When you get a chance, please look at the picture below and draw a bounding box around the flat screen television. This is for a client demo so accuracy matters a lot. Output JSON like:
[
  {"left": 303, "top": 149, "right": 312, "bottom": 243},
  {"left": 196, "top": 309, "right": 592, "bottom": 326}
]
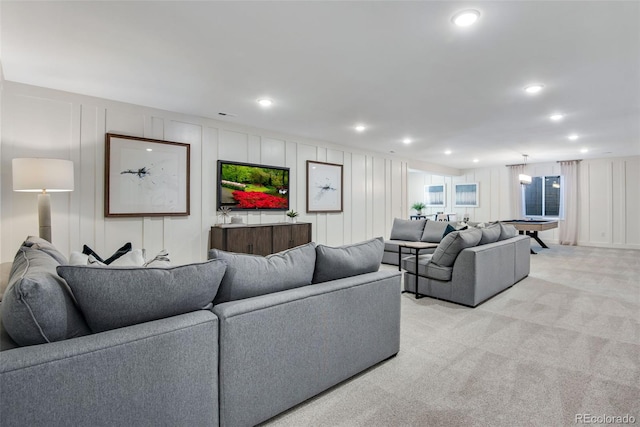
[{"left": 217, "top": 160, "right": 290, "bottom": 211}]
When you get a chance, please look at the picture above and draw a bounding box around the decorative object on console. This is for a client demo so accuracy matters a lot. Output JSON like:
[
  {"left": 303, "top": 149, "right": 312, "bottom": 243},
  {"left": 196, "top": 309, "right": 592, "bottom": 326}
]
[
  {"left": 230, "top": 215, "right": 243, "bottom": 224},
  {"left": 306, "top": 160, "right": 343, "bottom": 213},
  {"left": 286, "top": 210, "right": 299, "bottom": 223},
  {"left": 12, "top": 158, "right": 74, "bottom": 243},
  {"left": 105, "top": 133, "right": 190, "bottom": 217},
  {"left": 217, "top": 206, "right": 232, "bottom": 224}
]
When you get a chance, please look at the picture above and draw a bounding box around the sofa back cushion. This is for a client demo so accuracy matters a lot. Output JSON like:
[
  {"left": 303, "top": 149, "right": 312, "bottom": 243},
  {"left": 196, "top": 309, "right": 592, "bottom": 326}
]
[
  {"left": 312, "top": 237, "right": 384, "bottom": 284},
  {"left": 421, "top": 220, "right": 451, "bottom": 243},
  {"left": 57, "top": 260, "right": 226, "bottom": 333},
  {"left": 23, "top": 235, "right": 68, "bottom": 265},
  {"left": 2, "top": 245, "right": 90, "bottom": 346},
  {"left": 389, "top": 218, "right": 426, "bottom": 241},
  {"left": 479, "top": 222, "right": 502, "bottom": 245},
  {"left": 209, "top": 242, "right": 316, "bottom": 304},
  {"left": 499, "top": 223, "right": 519, "bottom": 240},
  {"left": 431, "top": 228, "right": 482, "bottom": 267}
]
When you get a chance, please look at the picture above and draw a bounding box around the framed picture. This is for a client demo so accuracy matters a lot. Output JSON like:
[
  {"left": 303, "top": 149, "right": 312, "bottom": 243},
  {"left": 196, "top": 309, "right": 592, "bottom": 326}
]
[
  {"left": 105, "top": 133, "right": 190, "bottom": 217},
  {"left": 454, "top": 183, "right": 479, "bottom": 207},
  {"left": 424, "top": 184, "right": 446, "bottom": 207},
  {"left": 306, "top": 160, "right": 343, "bottom": 213}
]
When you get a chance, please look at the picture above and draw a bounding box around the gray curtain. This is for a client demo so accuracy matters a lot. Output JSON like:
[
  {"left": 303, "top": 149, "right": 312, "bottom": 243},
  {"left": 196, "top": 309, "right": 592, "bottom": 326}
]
[
  {"left": 559, "top": 160, "right": 580, "bottom": 245},
  {"left": 508, "top": 165, "right": 525, "bottom": 219}
]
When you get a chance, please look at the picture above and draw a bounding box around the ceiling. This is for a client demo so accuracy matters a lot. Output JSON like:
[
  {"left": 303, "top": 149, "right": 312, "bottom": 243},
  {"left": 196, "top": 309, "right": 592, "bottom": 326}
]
[{"left": 2, "top": 1, "right": 639, "bottom": 170}]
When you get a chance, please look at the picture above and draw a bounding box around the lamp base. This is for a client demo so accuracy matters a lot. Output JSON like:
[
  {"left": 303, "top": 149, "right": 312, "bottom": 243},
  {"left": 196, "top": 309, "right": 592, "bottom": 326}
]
[{"left": 38, "top": 193, "right": 52, "bottom": 242}]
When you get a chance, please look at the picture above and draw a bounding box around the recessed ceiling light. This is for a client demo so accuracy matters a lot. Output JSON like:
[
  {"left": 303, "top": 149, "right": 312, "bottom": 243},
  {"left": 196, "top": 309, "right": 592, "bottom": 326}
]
[
  {"left": 445, "top": 150, "right": 452, "bottom": 155},
  {"left": 146, "top": 148, "right": 153, "bottom": 152},
  {"left": 580, "top": 148, "right": 588, "bottom": 153},
  {"left": 402, "top": 138, "right": 412, "bottom": 144},
  {"left": 257, "top": 98, "right": 273, "bottom": 107},
  {"left": 452, "top": 9, "right": 480, "bottom": 27},
  {"left": 473, "top": 158, "right": 479, "bottom": 163},
  {"left": 550, "top": 114, "right": 564, "bottom": 121},
  {"left": 568, "top": 134, "right": 579, "bottom": 141},
  {"left": 355, "top": 124, "right": 366, "bottom": 132},
  {"left": 524, "top": 84, "right": 544, "bottom": 94}
]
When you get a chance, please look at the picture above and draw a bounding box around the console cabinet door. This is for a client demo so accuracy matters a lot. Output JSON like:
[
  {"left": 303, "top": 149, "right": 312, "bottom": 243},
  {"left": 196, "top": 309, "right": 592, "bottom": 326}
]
[
  {"left": 272, "top": 225, "right": 291, "bottom": 253},
  {"left": 290, "top": 224, "right": 311, "bottom": 247},
  {"left": 223, "top": 227, "right": 272, "bottom": 255},
  {"left": 272, "top": 224, "right": 312, "bottom": 252}
]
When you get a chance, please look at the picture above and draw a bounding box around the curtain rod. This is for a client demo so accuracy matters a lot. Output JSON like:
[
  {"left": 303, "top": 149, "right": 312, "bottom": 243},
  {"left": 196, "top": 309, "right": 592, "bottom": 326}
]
[{"left": 506, "top": 159, "right": 583, "bottom": 167}]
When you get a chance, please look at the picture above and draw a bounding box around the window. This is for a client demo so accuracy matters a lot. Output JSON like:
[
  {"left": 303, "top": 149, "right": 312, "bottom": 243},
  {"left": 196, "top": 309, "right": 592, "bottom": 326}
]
[{"left": 523, "top": 175, "right": 563, "bottom": 218}]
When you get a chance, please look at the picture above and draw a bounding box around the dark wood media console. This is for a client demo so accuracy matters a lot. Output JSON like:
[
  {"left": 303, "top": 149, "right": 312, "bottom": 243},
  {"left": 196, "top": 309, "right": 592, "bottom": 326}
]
[{"left": 210, "top": 222, "right": 312, "bottom": 256}]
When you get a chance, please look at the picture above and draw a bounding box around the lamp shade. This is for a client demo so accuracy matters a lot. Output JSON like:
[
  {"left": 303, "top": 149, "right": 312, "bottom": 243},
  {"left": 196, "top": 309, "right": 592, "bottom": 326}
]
[{"left": 12, "top": 158, "right": 74, "bottom": 192}]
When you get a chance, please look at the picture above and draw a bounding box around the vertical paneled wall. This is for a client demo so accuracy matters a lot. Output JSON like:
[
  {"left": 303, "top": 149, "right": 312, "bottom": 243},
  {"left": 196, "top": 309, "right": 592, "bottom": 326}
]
[
  {"left": 409, "top": 157, "right": 640, "bottom": 249},
  {"left": 0, "top": 82, "right": 408, "bottom": 265}
]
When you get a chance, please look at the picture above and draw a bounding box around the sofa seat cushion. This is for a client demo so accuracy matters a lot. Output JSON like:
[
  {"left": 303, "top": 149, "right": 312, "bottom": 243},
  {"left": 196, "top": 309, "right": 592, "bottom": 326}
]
[
  {"left": 420, "top": 220, "right": 451, "bottom": 243},
  {"left": 2, "top": 245, "right": 90, "bottom": 346},
  {"left": 313, "top": 237, "right": 384, "bottom": 283},
  {"left": 389, "top": 218, "right": 426, "bottom": 241},
  {"left": 431, "top": 228, "right": 482, "bottom": 267},
  {"left": 57, "top": 260, "right": 226, "bottom": 333},
  {"left": 209, "top": 242, "right": 316, "bottom": 304},
  {"left": 401, "top": 254, "right": 453, "bottom": 281}
]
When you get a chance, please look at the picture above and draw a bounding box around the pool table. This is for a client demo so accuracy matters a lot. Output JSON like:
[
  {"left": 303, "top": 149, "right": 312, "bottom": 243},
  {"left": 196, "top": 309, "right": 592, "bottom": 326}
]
[{"left": 501, "top": 219, "right": 558, "bottom": 254}]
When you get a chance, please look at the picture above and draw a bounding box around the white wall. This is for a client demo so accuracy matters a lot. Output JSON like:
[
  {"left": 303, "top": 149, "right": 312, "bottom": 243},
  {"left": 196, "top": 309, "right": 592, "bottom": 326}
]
[
  {"left": 0, "top": 82, "right": 409, "bottom": 266},
  {"left": 409, "top": 157, "right": 640, "bottom": 250}
]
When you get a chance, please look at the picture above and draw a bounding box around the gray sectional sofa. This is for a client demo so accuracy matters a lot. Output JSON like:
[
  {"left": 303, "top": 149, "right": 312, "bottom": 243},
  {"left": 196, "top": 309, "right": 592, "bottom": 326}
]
[
  {"left": 0, "top": 236, "right": 401, "bottom": 427},
  {"left": 385, "top": 218, "right": 530, "bottom": 307}
]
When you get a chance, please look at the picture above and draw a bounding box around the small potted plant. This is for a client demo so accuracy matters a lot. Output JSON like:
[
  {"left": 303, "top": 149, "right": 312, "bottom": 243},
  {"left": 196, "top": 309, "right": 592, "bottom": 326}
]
[
  {"left": 411, "top": 202, "right": 426, "bottom": 215},
  {"left": 286, "top": 210, "right": 299, "bottom": 223}
]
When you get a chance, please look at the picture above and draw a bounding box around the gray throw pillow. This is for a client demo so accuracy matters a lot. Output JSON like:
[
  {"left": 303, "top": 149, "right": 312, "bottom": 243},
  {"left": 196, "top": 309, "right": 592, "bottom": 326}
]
[
  {"left": 389, "top": 218, "right": 426, "bottom": 241},
  {"left": 421, "top": 220, "right": 451, "bottom": 243},
  {"left": 2, "top": 246, "right": 90, "bottom": 346},
  {"left": 57, "top": 260, "right": 226, "bottom": 333},
  {"left": 312, "top": 237, "right": 384, "bottom": 284},
  {"left": 499, "top": 223, "right": 519, "bottom": 240},
  {"left": 479, "top": 222, "right": 502, "bottom": 245},
  {"left": 431, "top": 228, "right": 482, "bottom": 267},
  {"left": 23, "top": 235, "right": 68, "bottom": 265},
  {"left": 209, "top": 242, "right": 316, "bottom": 304}
]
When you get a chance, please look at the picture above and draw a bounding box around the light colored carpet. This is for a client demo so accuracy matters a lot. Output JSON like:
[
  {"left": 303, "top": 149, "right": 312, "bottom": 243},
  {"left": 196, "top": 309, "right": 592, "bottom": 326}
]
[{"left": 263, "top": 245, "right": 640, "bottom": 426}]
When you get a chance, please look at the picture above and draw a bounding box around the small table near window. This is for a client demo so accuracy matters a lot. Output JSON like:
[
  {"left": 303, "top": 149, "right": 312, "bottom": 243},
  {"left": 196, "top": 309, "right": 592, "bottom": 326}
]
[
  {"left": 396, "top": 241, "right": 439, "bottom": 299},
  {"left": 501, "top": 219, "right": 558, "bottom": 254},
  {"left": 409, "top": 215, "right": 426, "bottom": 220}
]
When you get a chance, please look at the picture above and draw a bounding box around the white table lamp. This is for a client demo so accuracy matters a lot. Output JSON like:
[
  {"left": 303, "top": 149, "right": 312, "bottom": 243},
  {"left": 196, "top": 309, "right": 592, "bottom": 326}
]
[{"left": 12, "top": 158, "right": 74, "bottom": 242}]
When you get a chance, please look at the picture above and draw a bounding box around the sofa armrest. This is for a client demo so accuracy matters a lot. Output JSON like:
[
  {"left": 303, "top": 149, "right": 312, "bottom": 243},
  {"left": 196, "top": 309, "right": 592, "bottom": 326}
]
[
  {"left": 0, "top": 310, "right": 219, "bottom": 427},
  {"left": 213, "top": 270, "right": 401, "bottom": 427},
  {"left": 451, "top": 236, "right": 529, "bottom": 306}
]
